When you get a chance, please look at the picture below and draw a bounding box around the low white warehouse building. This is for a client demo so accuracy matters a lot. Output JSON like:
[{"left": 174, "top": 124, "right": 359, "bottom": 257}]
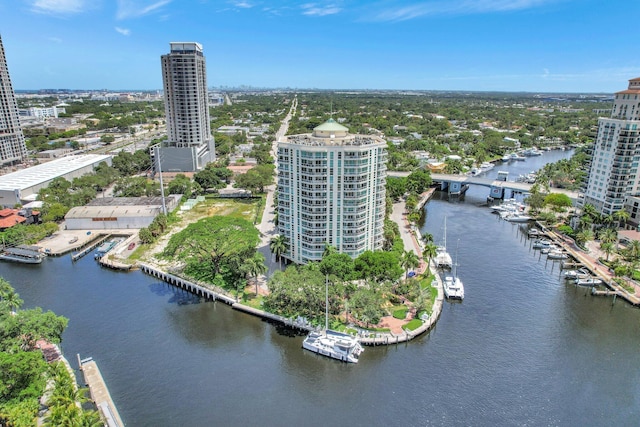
[
  {"left": 64, "top": 195, "right": 181, "bottom": 230},
  {"left": 0, "top": 154, "right": 112, "bottom": 207}
]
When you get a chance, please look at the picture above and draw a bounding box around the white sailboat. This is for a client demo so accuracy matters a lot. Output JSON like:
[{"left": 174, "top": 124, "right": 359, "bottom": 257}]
[
  {"left": 302, "top": 276, "right": 364, "bottom": 363},
  {"left": 443, "top": 240, "right": 464, "bottom": 300},
  {"left": 435, "top": 217, "right": 453, "bottom": 269}
]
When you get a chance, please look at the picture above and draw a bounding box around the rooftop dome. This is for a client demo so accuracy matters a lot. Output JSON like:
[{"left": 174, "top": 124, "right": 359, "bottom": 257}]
[{"left": 313, "top": 118, "right": 349, "bottom": 137}]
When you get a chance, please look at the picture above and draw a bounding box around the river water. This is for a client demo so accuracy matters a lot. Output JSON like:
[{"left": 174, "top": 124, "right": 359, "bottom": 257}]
[{"left": 2, "top": 150, "right": 640, "bottom": 426}]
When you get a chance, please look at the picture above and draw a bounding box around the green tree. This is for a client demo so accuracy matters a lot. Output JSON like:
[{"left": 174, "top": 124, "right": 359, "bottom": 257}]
[
  {"left": 162, "top": 216, "right": 260, "bottom": 286},
  {"left": 386, "top": 177, "right": 407, "bottom": 200},
  {"left": 319, "top": 253, "right": 355, "bottom": 280},
  {"left": 240, "top": 252, "right": 268, "bottom": 296},
  {"left": 401, "top": 250, "right": 420, "bottom": 279},
  {"left": 422, "top": 243, "right": 438, "bottom": 268},
  {"left": 600, "top": 241, "right": 615, "bottom": 262},
  {"left": 354, "top": 251, "right": 403, "bottom": 283},
  {"left": 614, "top": 209, "right": 630, "bottom": 229},
  {"left": 544, "top": 193, "right": 572, "bottom": 210},
  {"left": 406, "top": 169, "right": 432, "bottom": 195},
  {"left": 269, "top": 235, "right": 289, "bottom": 268}
]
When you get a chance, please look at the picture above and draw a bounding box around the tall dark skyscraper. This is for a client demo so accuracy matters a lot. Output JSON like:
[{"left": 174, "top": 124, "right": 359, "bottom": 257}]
[
  {"left": 154, "top": 42, "right": 215, "bottom": 172},
  {"left": 0, "top": 35, "right": 27, "bottom": 167}
]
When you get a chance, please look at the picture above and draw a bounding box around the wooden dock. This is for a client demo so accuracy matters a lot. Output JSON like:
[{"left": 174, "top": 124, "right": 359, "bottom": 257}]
[
  {"left": 71, "top": 235, "right": 109, "bottom": 261},
  {"left": 78, "top": 355, "right": 124, "bottom": 427}
]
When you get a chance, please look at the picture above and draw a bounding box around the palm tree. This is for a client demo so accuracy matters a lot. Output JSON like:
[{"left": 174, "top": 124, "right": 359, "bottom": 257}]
[
  {"left": 581, "top": 203, "right": 598, "bottom": 221},
  {"left": 624, "top": 239, "right": 640, "bottom": 262},
  {"left": 2, "top": 290, "right": 23, "bottom": 314},
  {"left": 422, "top": 243, "right": 438, "bottom": 270},
  {"left": 241, "top": 252, "right": 268, "bottom": 296},
  {"left": 614, "top": 208, "right": 630, "bottom": 229},
  {"left": 269, "top": 235, "right": 288, "bottom": 268},
  {"left": 421, "top": 232, "right": 434, "bottom": 245},
  {"left": 598, "top": 227, "right": 618, "bottom": 245},
  {"left": 600, "top": 241, "right": 615, "bottom": 262},
  {"left": 575, "top": 229, "right": 594, "bottom": 247},
  {"left": 401, "top": 250, "right": 420, "bottom": 279}
]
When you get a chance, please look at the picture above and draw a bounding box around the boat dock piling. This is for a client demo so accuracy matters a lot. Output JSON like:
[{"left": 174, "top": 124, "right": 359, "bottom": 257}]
[
  {"left": 528, "top": 222, "right": 640, "bottom": 307},
  {"left": 78, "top": 354, "right": 124, "bottom": 427},
  {"left": 71, "top": 235, "right": 108, "bottom": 261}
]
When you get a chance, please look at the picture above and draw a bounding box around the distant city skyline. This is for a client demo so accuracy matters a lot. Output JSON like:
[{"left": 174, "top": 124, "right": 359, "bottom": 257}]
[{"left": 1, "top": 0, "right": 640, "bottom": 93}]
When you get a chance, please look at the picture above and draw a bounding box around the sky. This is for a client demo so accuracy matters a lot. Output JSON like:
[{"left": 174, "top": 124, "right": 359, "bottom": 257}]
[{"left": 1, "top": 0, "right": 640, "bottom": 93}]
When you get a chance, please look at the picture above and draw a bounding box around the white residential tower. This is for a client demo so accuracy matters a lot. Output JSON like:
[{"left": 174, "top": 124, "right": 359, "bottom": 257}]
[{"left": 277, "top": 119, "right": 387, "bottom": 264}]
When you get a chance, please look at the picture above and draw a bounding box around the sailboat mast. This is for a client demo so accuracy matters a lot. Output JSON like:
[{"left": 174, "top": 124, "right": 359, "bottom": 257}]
[{"left": 325, "top": 275, "right": 329, "bottom": 331}]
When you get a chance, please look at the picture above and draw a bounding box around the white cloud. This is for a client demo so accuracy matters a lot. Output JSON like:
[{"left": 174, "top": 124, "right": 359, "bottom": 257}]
[
  {"left": 301, "top": 3, "right": 342, "bottom": 16},
  {"left": 230, "top": 0, "right": 254, "bottom": 8},
  {"left": 30, "top": 0, "right": 88, "bottom": 15},
  {"left": 116, "top": 0, "right": 172, "bottom": 20},
  {"left": 48, "top": 37, "right": 63, "bottom": 43},
  {"left": 115, "top": 27, "right": 131, "bottom": 36},
  {"left": 369, "top": 0, "right": 558, "bottom": 22}
]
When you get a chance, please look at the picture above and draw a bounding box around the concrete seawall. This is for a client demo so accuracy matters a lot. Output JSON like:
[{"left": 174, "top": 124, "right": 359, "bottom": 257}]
[{"left": 139, "top": 262, "right": 444, "bottom": 346}]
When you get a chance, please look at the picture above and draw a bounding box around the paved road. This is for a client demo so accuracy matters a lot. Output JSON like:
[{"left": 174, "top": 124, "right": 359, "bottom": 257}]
[{"left": 255, "top": 97, "right": 297, "bottom": 287}]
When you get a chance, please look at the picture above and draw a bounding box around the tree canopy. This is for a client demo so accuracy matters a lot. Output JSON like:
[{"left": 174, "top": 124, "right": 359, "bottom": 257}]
[{"left": 162, "top": 216, "right": 260, "bottom": 287}]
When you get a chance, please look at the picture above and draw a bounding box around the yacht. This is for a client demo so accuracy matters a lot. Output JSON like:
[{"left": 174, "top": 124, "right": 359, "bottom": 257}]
[
  {"left": 443, "top": 241, "right": 464, "bottom": 300},
  {"left": 302, "top": 329, "right": 364, "bottom": 363},
  {"left": 502, "top": 154, "right": 510, "bottom": 162},
  {"left": 509, "top": 153, "right": 526, "bottom": 161},
  {"left": 435, "top": 217, "right": 453, "bottom": 269},
  {"left": 442, "top": 274, "right": 464, "bottom": 300},
  {"left": 302, "top": 276, "right": 364, "bottom": 363}
]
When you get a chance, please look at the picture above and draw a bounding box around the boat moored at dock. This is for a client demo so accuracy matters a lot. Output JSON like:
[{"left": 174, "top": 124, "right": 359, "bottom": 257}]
[
  {"left": 302, "top": 329, "right": 364, "bottom": 363},
  {"left": 0, "top": 245, "right": 46, "bottom": 264},
  {"left": 302, "top": 275, "right": 363, "bottom": 363}
]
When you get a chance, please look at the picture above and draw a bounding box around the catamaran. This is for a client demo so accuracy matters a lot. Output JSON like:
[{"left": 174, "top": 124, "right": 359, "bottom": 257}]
[
  {"left": 302, "top": 277, "right": 364, "bottom": 363},
  {"left": 435, "top": 217, "right": 453, "bottom": 269},
  {"left": 443, "top": 240, "right": 464, "bottom": 300}
]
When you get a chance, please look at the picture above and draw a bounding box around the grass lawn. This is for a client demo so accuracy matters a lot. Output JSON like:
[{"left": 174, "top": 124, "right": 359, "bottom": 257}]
[
  {"left": 403, "top": 319, "right": 423, "bottom": 331},
  {"left": 183, "top": 197, "right": 262, "bottom": 223}
]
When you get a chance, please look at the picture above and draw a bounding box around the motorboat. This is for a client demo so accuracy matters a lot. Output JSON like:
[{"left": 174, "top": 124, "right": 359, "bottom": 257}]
[
  {"left": 503, "top": 213, "right": 532, "bottom": 223},
  {"left": 575, "top": 277, "right": 603, "bottom": 287},
  {"left": 547, "top": 249, "right": 568, "bottom": 260},
  {"left": 480, "top": 162, "right": 494, "bottom": 171},
  {"left": 303, "top": 276, "right": 364, "bottom": 363},
  {"left": 541, "top": 244, "right": 559, "bottom": 254},
  {"left": 563, "top": 268, "right": 590, "bottom": 281},
  {"left": 509, "top": 153, "right": 526, "bottom": 161},
  {"left": 527, "top": 228, "right": 542, "bottom": 237},
  {"left": 502, "top": 154, "right": 510, "bottom": 162},
  {"left": 532, "top": 239, "right": 552, "bottom": 249}
]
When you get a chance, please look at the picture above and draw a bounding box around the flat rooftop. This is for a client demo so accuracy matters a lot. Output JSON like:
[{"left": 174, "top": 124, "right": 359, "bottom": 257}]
[{"left": 0, "top": 154, "right": 112, "bottom": 191}]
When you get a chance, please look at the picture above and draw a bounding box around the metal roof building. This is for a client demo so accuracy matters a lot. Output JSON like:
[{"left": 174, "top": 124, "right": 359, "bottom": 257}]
[
  {"left": 0, "top": 154, "right": 112, "bottom": 207},
  {"left": 64, "top": 195, "right": 181, "bottom": 230}
]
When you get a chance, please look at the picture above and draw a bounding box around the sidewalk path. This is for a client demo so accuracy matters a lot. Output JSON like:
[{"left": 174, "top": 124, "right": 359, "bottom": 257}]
[{"left": 255, "top": 97, "right": 297, "bottom": 289}]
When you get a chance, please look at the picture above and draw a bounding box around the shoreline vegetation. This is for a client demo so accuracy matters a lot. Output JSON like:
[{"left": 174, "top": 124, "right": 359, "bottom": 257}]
[{"left": 5, "top": 91, "right": 640, "bottom": 424}]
